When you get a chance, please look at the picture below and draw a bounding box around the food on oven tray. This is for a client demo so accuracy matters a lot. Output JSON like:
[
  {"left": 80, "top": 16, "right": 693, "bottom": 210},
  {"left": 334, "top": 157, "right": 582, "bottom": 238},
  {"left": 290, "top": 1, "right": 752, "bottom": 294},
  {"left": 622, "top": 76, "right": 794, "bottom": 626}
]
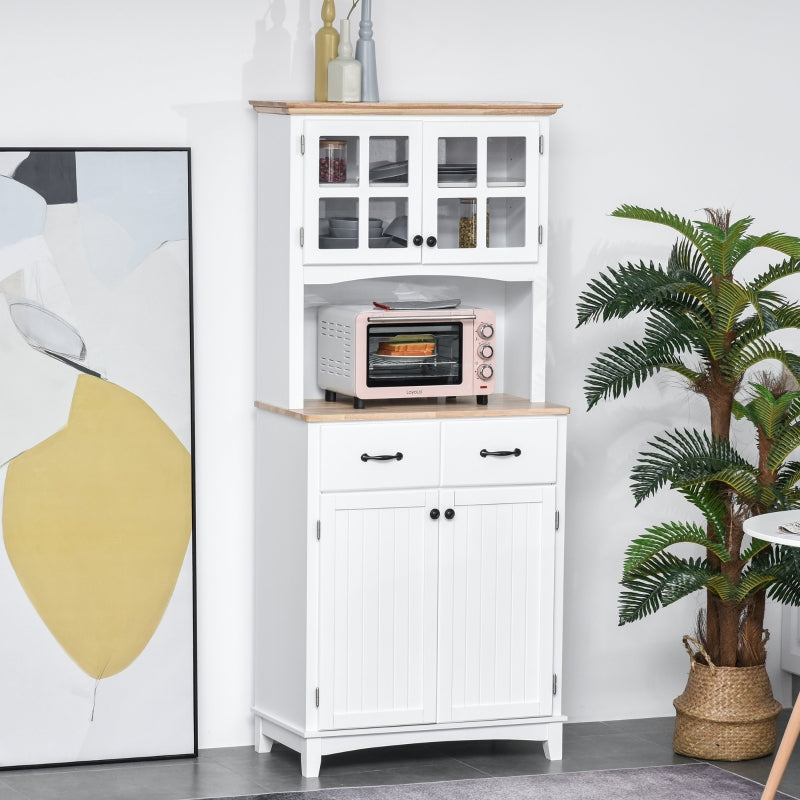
[{"left": 376, "top": 334, "right": 436, "bottom": 356}]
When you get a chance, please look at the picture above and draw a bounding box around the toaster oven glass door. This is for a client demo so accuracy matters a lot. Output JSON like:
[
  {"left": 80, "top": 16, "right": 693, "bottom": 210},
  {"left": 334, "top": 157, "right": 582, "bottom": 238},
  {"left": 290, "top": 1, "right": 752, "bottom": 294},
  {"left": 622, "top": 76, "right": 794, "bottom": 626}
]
[{"left": 366, "top": 321, "right": 463, "bottom": 387}]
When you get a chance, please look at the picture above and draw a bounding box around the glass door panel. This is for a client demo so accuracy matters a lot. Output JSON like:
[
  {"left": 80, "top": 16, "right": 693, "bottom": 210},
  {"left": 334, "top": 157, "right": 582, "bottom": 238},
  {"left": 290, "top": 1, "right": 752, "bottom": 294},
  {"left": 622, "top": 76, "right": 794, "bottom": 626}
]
[
  {"left": 319, "top": 198, "right": 359, "bottom": 250},
  {"left": 487, "top": 137, "right": 526, "bottom": 186},
  {"left": 318, "top": 136, "right": 360, "bottom": 186},
  {"left": 487, "top": 197, "right": 526, "bottom": 249},
  {"left": 369, "top": 197, "right": 408, "bottom": 250},
  {"left": 369, "top": 136, "right": 409, "bottom": 187},
  {"left": 437, "top": 137, "right": 477, "bottom": 189}
]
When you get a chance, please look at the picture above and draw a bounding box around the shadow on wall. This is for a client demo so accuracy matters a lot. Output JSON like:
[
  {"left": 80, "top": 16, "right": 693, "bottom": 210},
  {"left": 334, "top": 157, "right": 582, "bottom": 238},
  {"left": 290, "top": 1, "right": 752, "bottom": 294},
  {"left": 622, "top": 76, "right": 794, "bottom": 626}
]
[{"left": 243, "top": 0, "right": 313, "bottom": 101}]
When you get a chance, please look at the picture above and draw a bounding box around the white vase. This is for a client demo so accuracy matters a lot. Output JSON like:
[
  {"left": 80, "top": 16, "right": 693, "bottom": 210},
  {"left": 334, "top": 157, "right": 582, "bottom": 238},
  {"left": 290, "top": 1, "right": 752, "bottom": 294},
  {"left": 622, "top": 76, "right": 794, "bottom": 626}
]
[{"left": 327, "top": 19, "right": 362, "bottom": 102}]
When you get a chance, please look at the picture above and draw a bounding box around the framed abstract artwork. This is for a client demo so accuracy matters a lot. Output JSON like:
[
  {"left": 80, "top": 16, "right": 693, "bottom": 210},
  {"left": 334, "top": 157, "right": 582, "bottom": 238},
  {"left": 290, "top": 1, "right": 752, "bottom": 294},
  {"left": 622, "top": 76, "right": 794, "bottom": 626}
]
[{"left": 0, "top": 149, "right": 196, "bottom": 766}]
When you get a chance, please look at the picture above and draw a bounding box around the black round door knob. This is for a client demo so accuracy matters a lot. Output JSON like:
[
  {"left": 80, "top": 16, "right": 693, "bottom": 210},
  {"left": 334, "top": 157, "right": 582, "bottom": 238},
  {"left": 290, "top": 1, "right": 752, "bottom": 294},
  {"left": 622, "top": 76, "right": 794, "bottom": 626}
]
[
  {"left": 444, "top": 508, "right": 455, "bottom": 520},
  {"left": 430, "top": 508, "right": 440, "bottom": 520},
  {"left": 413, "top": 235, "right": 424, "bottom": 246},
  {"left": 426, "top": 235, "right": 437, "bottom": 248}
]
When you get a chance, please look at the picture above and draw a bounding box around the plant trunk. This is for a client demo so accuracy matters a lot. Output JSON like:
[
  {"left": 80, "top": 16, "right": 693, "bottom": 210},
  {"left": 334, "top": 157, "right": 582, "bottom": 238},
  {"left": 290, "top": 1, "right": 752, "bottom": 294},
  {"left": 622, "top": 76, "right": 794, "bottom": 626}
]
[
  {"left": 701, "top": 359, "right": 738, "bottom": 665},
  {"left": 740, "top": 592, "right": 767, "bottom": 666}
]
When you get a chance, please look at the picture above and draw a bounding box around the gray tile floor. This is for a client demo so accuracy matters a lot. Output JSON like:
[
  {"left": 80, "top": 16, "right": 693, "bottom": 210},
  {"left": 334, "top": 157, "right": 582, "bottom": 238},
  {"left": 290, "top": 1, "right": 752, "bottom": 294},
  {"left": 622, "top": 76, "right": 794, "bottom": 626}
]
[{"left": 0, "top": 714, "right": 798, "bottom": 800}]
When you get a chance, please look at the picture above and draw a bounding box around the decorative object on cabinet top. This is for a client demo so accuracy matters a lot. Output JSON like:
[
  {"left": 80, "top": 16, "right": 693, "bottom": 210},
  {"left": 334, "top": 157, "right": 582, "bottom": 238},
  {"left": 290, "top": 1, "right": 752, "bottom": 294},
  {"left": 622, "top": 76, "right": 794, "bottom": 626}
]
[
  {"left": 249, "top": 100, "right": 562, "bottom": 116},
  {"left": 254, "top": 394, "right": 570, "bottom": 422}
]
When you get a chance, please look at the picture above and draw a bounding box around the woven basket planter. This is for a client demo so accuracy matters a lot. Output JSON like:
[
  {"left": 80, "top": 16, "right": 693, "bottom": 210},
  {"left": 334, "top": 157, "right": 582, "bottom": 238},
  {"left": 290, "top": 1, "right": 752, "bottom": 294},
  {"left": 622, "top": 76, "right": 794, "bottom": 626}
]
[{"left": 673, "top": 635, "right": 781, "bottom": 761}]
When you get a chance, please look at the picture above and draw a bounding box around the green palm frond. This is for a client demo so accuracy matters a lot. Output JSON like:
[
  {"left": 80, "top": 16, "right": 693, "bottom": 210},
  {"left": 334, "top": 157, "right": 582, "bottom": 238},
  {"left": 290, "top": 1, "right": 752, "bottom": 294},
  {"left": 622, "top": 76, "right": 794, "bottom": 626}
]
[
  {"left": 583, "top": 340, "right": 702, "bottom": 410},
  {"left": 622, "top": 521, "right": 730, "bottom": 573},
  {"left": 771, "top": 302, "right": 800, "bottom": 333},
  {"left": 677, "top": 483, "right": 728, "bottom": 538},
  {"left": 776, "top": 461, "right": 800, "bottom": 494},
  {"left": 619, "top": 553, "right": 714, "bottom": 624},
  {"left": 667, "top": 237, "right": 712, "bottom": 286},
  {"left": 631, "top": 428, "right": 754, "bottom": 504},
  {"left": 642, "top": 312, "right": 716, "bottom": 365},
  {"left": 768, "top": 545, "right": 800, "bottom": 605},
  {"left": 737, "top": 384, "right": 800, "bottom": 440},
  {"left": 696, "top": 216, "right": 755, "bottom": 276},
  {"left": 611, "top": 206, "right": 714, "bottom": 259},
  {"left": 768, "top": 575, "right": 800, "bottom": 606},
  {"left": 704, "top": 572, "right": 742, "bottom": 602},
  {"left": 740, "top": 537, "right": 772, "bottom": 562},
  {"left": 576, "top": 260, "right": 710, "bottom": 326},
  {"left": 724, "top": 340, "right": 800, "bottom": 385},
  {"left": 740, "top": 232, "right": 800, "bottom": 261},
  {"left": 731, "top": 563, "right": 780, "bottom": 601},
  {"left": 768, "top": 426, "right": 800, "bottom": 472},
  {"left": 751, "top": 258, "right": 800, "bottom": 292},
  {"left": 712, "top": 280, "right": 769, "bottom": 335}
]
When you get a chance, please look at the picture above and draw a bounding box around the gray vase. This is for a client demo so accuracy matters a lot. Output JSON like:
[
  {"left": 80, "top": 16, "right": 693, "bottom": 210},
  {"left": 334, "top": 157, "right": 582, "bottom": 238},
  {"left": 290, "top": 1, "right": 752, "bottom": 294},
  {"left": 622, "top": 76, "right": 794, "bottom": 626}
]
[{"left": 354, "top": 0, "right": 379, "bottom": 102}]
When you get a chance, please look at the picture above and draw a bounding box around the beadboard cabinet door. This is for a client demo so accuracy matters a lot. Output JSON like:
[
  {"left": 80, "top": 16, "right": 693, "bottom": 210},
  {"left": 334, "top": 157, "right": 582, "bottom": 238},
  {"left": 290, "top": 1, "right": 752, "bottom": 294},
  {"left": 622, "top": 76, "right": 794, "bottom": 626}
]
[
  {"left": 317, "top": 489, "right": 439, "bottom": 730},
  {"left": 437, "top": 485, "right": 556, "bottom": 723}
]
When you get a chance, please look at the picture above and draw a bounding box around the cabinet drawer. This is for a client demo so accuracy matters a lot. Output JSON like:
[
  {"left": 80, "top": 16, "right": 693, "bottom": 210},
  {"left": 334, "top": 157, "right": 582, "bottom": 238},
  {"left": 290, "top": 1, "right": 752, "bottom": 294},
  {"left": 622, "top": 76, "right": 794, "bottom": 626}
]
[
  {"left": 320, "top": 422, "right": 440, "bottom": 492},
  {"left": 440, "top": 418, "right": 558, "bottom": 486}
]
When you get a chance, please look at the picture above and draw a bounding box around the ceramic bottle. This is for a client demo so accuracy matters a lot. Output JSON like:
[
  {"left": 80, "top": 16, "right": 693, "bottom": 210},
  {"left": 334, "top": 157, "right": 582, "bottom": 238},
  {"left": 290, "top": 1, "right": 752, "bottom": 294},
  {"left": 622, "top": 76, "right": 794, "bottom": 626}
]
[
  {"left": 314, "top": 0, "right": 339, "bottom": 102},
  {"left": 354, "top": 0, "right": 379, "bottom": 101},
  {"left": 327, "top": 19, "right": 361, "bottom": 102}
]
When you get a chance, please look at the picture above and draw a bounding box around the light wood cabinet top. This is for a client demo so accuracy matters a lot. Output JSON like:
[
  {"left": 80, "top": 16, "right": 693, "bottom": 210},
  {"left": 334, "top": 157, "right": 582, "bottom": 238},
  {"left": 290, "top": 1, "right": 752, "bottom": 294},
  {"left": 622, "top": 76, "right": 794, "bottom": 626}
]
[
  {"left": 250, "top": 100, "right": 562, "bottom": 116},
  {"left": 255, "top": 393, "right": 570, "bottom": 422}
]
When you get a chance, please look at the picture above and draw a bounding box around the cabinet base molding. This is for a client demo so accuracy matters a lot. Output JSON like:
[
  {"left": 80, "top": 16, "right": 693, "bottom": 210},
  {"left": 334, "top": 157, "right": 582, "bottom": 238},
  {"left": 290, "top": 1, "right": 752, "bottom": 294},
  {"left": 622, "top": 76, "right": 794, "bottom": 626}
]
[{"left": 253, "top": 707, "right": 565, "bottom": 778}]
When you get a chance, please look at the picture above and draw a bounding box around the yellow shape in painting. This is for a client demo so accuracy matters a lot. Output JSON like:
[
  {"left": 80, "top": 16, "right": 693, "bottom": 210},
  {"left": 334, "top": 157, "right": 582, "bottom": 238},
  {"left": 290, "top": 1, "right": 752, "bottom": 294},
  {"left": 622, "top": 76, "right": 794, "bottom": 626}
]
[{"left": 3, "top": 374, "right": 191, "bottom": 680}]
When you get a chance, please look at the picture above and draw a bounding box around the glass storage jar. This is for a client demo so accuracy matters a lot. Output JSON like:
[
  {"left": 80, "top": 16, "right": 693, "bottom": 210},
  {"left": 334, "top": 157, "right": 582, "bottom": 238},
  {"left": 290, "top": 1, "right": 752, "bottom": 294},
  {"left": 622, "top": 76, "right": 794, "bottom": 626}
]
[
  {"left": 319, "top": 139, "right": 347, "bottom": 183},
  {"left": 458, "top": 198, "right": 477, "bottom": 248}
]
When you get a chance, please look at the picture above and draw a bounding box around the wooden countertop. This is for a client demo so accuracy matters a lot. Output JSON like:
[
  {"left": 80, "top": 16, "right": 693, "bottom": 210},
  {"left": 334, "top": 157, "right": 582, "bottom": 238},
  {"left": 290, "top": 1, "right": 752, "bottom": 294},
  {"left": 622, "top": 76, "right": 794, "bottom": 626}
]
[
  {"left": 250, "top": 101, "right": 562, "bottom": 117},
  {"left": 255, "top": 394, "right": 570, "bottom": 422}
]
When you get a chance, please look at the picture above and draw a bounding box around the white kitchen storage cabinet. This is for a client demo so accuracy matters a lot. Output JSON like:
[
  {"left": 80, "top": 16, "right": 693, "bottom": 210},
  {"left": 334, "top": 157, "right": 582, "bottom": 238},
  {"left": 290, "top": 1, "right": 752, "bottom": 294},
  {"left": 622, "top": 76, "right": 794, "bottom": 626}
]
[{"left": 251, "top": 102, "right": 565, "bottom": 777}]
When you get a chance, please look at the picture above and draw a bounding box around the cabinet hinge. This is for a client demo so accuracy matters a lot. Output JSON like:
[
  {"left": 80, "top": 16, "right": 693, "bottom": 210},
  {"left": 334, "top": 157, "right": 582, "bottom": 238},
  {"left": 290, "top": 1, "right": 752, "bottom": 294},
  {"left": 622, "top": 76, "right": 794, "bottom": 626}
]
[
  {"left": 300, "top": 227, "right": 305, "bottom": 247},
  {"left": 538, "top": 225, "right": 544, "bottom": 245},
  {"left": 316, "top": 520, "right": 321, "bottom": 540},
  {"left": 300, "top": 134, "right": 305, "bottom": 155},
  {"left": 553, "top": 674, "right": 558, "bottom": 695},
  {"left": 539, "top": 134, "right": 544, "bottom": 155},
  {"left": 315, "top": 687, "right": 320, "bottom": 707},
  {"left": 555, "top": 510, "right": 560, "bottom": 531}
]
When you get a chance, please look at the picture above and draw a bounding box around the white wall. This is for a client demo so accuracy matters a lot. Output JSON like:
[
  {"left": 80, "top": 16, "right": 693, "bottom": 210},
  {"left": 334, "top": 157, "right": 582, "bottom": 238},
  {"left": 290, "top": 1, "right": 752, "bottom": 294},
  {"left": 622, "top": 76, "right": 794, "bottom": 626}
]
[{"left": 2, "top": 0, "right": 799, "bottom": 748}]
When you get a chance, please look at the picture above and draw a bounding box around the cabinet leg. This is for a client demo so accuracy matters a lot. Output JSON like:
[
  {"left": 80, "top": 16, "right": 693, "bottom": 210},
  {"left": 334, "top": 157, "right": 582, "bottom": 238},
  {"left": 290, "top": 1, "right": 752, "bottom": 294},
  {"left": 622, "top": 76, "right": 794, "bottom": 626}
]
[
  {"left": 543, "top": 724, "right": 563, "bottom": 760},
  {"left": 253, "top": 717, "right": 274, "bottom": 754},
  {"left": 300, "top": 739, "right": 322, "bottom": 778}
]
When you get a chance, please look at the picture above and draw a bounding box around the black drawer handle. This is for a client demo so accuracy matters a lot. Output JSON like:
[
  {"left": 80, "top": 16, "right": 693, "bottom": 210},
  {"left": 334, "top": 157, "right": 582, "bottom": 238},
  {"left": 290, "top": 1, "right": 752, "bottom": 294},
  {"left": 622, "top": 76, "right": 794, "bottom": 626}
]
[
  {"left": 480, "top": 448, "right": 521, "bottom": 458},
  {"left": 361, "top": 452, "right": 404, "bottom": 462}
]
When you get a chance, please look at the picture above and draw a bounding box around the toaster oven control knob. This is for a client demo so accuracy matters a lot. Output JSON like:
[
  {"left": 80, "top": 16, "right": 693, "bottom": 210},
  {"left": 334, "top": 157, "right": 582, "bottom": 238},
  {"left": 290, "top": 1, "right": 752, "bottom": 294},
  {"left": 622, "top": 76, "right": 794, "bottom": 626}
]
[
  {"left": 478, "top": 323, "right": 495, "bottom": 340},
  {"left": 478, "top": 343, "right": 494, "bottom": 360},
  {"left": 477, "top": 363, "right": 494, "bottom": 380}
]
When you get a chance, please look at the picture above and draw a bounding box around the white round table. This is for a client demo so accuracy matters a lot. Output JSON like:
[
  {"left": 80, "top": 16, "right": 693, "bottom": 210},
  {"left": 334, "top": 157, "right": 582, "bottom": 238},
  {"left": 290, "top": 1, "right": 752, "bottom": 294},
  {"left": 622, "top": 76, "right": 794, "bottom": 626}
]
[{"left": 743, "top": 510, "right": 800, "bottom": 800}]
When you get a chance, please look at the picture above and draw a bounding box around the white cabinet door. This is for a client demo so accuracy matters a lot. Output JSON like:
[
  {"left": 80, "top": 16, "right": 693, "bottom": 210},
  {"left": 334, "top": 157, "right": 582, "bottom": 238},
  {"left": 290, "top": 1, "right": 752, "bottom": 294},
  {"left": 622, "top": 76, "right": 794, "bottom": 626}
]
[
  {"left": 437, "top": 484, "right": 556, "bottom": 722},
  {"left": 420, "top": 119, "right": 541, "bottom": 266},
  {"left": 318, "top": 489, "right": 439, "bottom": 730},
  {"left": 303, "top": 118, "right": 541, "bottom": 268},
  {"left": 303, "top": 119, "right": 424, "bottom": 266}
]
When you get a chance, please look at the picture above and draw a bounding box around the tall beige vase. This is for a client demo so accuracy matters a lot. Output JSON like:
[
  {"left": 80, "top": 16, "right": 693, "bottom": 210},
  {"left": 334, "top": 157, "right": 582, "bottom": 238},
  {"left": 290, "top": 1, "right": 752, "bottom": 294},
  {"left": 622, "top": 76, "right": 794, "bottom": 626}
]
[{"left": 314, "top": 0, "right": 339, "bottom": 101}]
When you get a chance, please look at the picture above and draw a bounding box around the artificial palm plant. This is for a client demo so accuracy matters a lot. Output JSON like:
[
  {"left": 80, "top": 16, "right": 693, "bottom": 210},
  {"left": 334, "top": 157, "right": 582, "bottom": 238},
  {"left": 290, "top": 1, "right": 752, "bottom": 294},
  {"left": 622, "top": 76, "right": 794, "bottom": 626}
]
[{"left": 578, "top": 205, "right": 800, "bottom": 670}]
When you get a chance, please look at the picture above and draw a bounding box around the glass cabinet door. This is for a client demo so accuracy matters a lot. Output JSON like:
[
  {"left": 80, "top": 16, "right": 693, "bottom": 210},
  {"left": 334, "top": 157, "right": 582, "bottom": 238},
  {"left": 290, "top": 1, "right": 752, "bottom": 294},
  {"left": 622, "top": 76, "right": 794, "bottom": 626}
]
[
  {"left": 303, "top": 120, "right": 423, "bottom": 266},
  {"left": 302, "top": 118, "right": 541, "bottom": 269},
  {"left": 421, "top": 120, "right": 541, "bottom": 266}
]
